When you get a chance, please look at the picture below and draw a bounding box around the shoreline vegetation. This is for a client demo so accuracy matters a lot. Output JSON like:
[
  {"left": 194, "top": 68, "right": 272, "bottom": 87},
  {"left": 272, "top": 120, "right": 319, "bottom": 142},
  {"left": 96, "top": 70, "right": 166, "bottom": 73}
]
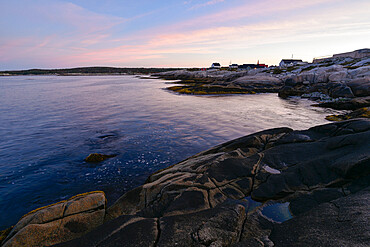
[{"left": 1, "top": 51, "right": 369, "bottom": 246}]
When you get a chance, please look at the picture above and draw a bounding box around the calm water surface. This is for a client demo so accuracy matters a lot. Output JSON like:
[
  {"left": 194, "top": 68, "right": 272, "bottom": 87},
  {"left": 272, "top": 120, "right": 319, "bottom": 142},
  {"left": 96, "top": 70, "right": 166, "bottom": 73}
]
[{"left": 0, "top": 75, "right": 343, "bottom": 228}]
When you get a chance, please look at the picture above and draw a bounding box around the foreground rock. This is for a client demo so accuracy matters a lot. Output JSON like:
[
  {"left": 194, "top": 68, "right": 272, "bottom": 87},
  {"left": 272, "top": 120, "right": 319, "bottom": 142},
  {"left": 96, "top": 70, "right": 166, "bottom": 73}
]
[
  {"left": 1, "top": 192, "right": 106, "bottom": 247},
  {"left": 269, "top": 187, "right": 370, "bottom": 247},
  {"left": 57, "top": 119, "right": 369, "bottom": 247},
  {"left": 3, "top": 120, "right": 369, "bottom": 246}
]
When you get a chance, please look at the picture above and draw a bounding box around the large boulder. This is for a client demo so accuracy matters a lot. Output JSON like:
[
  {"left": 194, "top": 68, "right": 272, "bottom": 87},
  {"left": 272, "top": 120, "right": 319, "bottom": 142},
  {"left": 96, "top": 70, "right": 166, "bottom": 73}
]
[
  {"left": 328, "top": 71, "right": 349, "bottom": 82},
  {"left": 2, "top": 192, "right": 106, "bottom": 247},
  {"left": 327, "top": 82, "right": 354, "bottom": 98},
  {"left": 346, "top": 77, "right": 370, "bottom": 97}
]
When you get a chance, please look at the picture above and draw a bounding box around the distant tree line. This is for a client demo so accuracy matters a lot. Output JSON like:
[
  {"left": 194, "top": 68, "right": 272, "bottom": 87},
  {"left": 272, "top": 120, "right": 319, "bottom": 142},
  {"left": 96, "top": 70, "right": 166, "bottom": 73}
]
[{"left": 0, "top": 67, "right": 183, "bottom": 75}]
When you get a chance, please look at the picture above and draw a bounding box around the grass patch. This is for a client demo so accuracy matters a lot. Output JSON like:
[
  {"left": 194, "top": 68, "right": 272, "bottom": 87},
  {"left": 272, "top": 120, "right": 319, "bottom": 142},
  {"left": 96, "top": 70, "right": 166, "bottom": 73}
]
[
  {"left": 186, "top": 68, "right": 201, "bottom": 71},
  {"left": 301, "top": 66, "right": 316, "bottom": 72},
  {"left": 286, "top": 66, "right": 297, "bottom": 72},
  {"left": 344, "top": 66, "right": 361, "bottom": 70},
  {"left": 167, "top": 85, "right": 256, "bottom": 95},
  {"left": 272, "top": 68, "right": 284, "bottom": 74},
  {"left": 319, "top": 63, "right": 335, "bottom": 67}
]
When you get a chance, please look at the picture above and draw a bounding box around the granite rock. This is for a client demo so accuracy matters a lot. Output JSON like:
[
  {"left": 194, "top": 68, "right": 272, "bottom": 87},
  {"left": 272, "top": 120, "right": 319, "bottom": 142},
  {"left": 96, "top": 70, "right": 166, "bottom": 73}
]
[{"left": 2, "top": 192, "right": 106, "bottom": 247}]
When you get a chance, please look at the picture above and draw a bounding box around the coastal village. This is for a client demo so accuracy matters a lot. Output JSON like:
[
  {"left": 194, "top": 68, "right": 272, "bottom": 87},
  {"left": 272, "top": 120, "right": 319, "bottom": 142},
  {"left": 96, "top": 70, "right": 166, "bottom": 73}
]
[
  {"left": 159, "top": 48, "right": 370, "bottom": 120},
  {"left": 208, "top": 48, "right": 370, "bottom": 70}
]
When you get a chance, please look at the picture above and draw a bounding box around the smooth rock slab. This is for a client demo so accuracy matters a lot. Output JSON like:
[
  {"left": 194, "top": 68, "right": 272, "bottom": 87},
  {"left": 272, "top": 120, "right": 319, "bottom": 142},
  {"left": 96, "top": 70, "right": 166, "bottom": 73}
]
[
  {"left": 2, "top": 192, "right": 106, "bottom": 247},
  {"left": 55, "top": 215, "right": 158, "bottom": 247},
  {"left": 270, "top": 187, "right": 370, "bottom": 247},
  {"left": 59, "top": 202, "right": 246, "bottom": 247}
]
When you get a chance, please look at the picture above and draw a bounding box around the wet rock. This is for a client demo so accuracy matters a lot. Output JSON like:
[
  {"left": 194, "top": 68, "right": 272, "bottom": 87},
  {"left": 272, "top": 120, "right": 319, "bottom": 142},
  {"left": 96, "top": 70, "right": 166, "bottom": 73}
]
[
  {"left": 328, "top": 82, "right": 354, "bottom": 98},
  {"left": 2, "top": 192, "right": 106, "bottom": 247},
  {"left": 84, "top": 153, "right": 116, "bottom": 163},
  {"left": 278, "top": 85, "right": 304, "bottom": 98}
]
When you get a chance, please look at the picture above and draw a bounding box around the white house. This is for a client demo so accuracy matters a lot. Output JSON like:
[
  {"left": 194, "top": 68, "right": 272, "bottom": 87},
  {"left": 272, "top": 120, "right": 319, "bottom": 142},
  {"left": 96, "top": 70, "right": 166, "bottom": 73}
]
[
  {"left": 211, "top": 63, "right": 221, "bottom": 69},
  {"left": 229, "top": 64, "right": 238, "bottom": 69},
  {"left": 279, "top": 59, "right": 303, "bottom": 68}
]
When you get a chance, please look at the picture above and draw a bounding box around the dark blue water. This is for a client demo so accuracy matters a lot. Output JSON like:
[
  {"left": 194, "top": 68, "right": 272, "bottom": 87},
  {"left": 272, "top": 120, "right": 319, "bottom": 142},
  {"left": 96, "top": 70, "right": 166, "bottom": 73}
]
[{"left": 0, "top": 75, "right": 343, "bottom": 229}]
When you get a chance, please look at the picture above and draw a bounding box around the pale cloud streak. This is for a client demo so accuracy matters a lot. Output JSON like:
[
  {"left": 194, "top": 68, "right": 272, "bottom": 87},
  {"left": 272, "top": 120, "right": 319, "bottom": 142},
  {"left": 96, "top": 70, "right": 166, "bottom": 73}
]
[{"left": 188, "top": 0, "right": 225, "bottom": 10}]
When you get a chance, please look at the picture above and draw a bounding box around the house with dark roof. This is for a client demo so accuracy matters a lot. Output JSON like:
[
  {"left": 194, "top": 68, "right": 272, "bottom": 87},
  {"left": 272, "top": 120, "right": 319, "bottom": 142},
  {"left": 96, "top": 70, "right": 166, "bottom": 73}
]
[
  {"left": 279, "top": 59, "right": 303, "bottom": 68},
  {"left": 238, "top": 63, "right": 268, "bottom": 70},
  {"left": 229, "top": 64, "right": 239, "bottom": 69},
  {"left": 211, "top": 63, "right": 221, "bottom": 69}
]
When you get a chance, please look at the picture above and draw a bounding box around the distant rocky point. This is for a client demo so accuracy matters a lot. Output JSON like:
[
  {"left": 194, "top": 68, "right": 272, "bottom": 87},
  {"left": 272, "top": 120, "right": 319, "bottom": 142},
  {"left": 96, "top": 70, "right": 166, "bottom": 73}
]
[{"left": 155, "top": 49, "right": 370, "bottom": 120}]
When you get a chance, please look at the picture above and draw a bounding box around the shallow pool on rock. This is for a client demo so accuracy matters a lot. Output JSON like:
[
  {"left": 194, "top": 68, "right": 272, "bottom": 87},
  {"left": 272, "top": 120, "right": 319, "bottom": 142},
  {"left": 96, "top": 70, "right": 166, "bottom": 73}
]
[
  {"left": 0, "top": 75, "right": 343, "bottom": 229},
  {"left": 244, "top": 196, "right": 293, "bottom": 223}
]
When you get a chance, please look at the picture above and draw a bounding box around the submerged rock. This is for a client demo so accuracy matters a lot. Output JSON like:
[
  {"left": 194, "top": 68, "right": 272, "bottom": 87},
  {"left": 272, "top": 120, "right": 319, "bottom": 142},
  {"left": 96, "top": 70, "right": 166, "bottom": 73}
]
[{"left": 84, "top": 153, "right": 116, "bottom": 163}]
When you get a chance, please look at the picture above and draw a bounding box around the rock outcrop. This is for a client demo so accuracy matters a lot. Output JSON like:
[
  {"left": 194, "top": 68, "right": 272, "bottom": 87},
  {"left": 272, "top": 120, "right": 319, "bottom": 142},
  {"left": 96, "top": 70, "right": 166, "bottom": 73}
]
[
  {"left": 49, "top": 119, "right": 370, "bottom": 247},
  {"left": 1, "top": 192, "right": 106, "bottom": 247},
  {"left": 326, "top": 107, "right": 370, "bottom": 121}
]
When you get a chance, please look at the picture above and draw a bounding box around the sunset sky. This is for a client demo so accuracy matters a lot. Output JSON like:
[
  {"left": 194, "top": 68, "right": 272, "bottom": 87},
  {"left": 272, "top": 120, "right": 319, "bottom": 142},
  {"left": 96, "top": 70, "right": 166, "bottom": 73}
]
[{"left": 1, "top": 0, "right": 370, "bottom": 70}]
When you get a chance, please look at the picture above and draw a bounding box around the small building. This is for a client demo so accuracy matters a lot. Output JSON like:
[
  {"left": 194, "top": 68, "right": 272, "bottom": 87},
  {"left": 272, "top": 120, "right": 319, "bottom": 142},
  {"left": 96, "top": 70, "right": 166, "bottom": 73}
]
[
  {"left": 238, "top": 63, "right": 268, "bottom": 70},
  {"left": 279, "top": 59, "right": 303, "bottom": 68},
  {"left": 229, "top": 64, "right": 239, "bottom": 69},
  {"left": 211, "top": 63, "right": 221, "bottom": 69}
]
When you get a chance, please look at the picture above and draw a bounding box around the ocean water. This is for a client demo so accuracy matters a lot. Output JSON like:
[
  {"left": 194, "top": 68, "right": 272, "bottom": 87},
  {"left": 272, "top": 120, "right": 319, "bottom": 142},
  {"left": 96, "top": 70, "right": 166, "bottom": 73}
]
[{"left": 0, "top": 75, "right": 343, "bottom": 229}]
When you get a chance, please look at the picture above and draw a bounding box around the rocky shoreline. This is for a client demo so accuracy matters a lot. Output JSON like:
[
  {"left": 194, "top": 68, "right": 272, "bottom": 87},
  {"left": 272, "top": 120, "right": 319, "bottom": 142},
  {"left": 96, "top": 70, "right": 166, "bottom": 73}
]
[
  {"left": 1, "top": 119, "right": 369, "bottom": 246},
  {"left": 156, "top": 56, "right": 370, "bottom": 121}
]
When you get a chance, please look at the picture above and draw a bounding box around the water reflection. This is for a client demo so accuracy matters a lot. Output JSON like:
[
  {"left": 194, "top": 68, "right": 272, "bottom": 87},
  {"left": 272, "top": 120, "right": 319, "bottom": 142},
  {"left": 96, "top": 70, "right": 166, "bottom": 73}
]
[
  {"left": 244, "top": 196, "right": 293, "bottom": 223},
  {"left": 0, "top": 75, "right": 343, "bottom": 228}
]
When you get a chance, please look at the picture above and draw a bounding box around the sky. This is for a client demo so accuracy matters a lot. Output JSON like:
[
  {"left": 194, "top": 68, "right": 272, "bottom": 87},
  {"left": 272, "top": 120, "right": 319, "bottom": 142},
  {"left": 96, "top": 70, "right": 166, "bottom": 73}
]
[{"left": 0, "top": 0, "right": 370, "bottom": 70}]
